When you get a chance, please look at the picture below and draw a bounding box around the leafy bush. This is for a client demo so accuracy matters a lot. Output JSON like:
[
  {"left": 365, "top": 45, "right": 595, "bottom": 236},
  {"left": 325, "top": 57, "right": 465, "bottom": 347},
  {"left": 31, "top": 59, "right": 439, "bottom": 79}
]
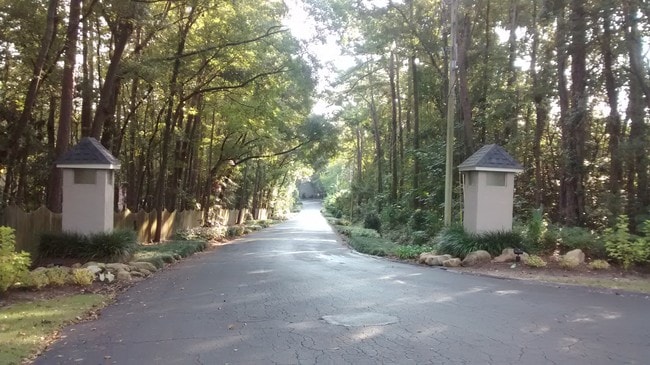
[
  {"left": 335, "top": 226, "right": 380, "bottom": 238},
  {"left": 45, "top": 267, "right": 69, "bottom": 286},
  {"left": 410, "top": 231, "right": 430, "bottom": 246},
  {"left": 539, "top": 224, "right": 561, "bottom": 253},
  {"left": 70, "top": 268, "right": 95, "bottom": 286},
  {"left": 348, "top": 235, "right": 393, "bottom": 256},
  {"left": 434, "top": 226, "right": 522, "bottom": 259},
  {"left": 0, "top": 227, "right": 32, "bottom": 293},
  {"left": 40, "top": 229, "right": 138, "bottom": 262},
  {"left": 524, "top": 208, "right": 545, "bottom": 251},
  {"left": 587, "top": 259, "right": 610, "bottom": 270},
  {"left": 22, "top": 269, "right": 50, "bottom": 289},
  {"left": 394, "top": 244, "right": 436, "bottom": 260},
  {"left": 558, "top": 226, "right": 606, "bottom": 259},
  {"left": 364, "top": 213, "right": 382, "bottom": 232},
  {"left": 408, "top": 209, "right": 428, "bottom": 232},
  {"left": 381, "top": 204, "right": 409, "bottom": 230},
  {"left": 525, "top": 255, "right": 547, "bottom": 268},
  {"left": 603, "top": 215, "right": 650, "bottom": 270},
  {"left": 226, "top": 225, "right": 245, "bottom": 238},
  {"left": 175, "top": 226, "right": 226, "bottom": 241}
]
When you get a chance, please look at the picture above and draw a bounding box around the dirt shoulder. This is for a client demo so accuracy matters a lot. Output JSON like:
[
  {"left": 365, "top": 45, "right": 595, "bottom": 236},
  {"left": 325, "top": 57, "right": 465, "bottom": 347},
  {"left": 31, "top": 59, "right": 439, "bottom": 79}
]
[{"left": 450, "top": 259, "right": 650, "bottom": 295}]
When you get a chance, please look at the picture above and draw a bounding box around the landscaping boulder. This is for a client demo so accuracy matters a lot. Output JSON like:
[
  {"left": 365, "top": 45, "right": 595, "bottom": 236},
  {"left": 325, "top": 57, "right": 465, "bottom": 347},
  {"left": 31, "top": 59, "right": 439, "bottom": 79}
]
[
  {"left": 418, "top": 252, "right": 437, "bottom": 264},
  {"left": 425, "top": 254, "right": 452, "bottom": 266},
  {"left": 106, "top": 263, "right": 131, "bottom": 272},
  {"left": 83, "top": 262, "right": 106, "bottom": 269},
  {"left": 461, "top": 250, "right": 492, "bottom": 267},
  {"left": 116, "top": 269, "right": 132, "bottom": 281},
  {"left": 129, "top": 261, "right": 158, "bottom": 273},
  {"left": 564, "top": 249, "right": 585, "bottom": 264},
  {"left": 493, "top": 248, "right": 529, "bottom": 263},
  {"left": 443, "top": 258, "right": 461, "bottom": 267},
  {"left": 85, "top": 265, "right": 103, "bottom": 276}
]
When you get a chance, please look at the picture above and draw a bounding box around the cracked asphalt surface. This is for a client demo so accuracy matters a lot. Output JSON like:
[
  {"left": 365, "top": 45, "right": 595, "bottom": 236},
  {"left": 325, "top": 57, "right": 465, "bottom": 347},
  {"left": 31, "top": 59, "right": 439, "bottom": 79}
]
[{"left": 34, "top": 201, "right": 650, "bottom": 364}]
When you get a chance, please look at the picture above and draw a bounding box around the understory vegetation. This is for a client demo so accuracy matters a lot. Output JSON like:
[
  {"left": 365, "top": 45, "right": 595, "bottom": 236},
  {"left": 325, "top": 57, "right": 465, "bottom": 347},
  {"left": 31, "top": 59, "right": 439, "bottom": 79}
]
[{"left": 323, "top": 201, "right": 650, "bottom": 271}]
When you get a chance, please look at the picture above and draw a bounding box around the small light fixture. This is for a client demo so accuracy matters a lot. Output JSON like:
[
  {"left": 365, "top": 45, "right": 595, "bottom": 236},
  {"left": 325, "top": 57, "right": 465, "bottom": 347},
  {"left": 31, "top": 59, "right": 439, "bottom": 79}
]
[{"left": 513, "top": 248, "right": 524, "bottom": 262}]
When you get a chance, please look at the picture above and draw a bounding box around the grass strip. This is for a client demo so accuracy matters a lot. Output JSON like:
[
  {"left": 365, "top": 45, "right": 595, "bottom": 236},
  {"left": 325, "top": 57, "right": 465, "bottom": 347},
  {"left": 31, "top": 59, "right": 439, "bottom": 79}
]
[{"left": 0, "top": 294, "right": 108, "bottom": 365}]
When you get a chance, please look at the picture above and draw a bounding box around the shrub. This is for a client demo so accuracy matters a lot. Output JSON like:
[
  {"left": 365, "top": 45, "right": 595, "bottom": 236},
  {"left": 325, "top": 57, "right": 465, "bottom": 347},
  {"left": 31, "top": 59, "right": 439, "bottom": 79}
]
[
  {"left": 558, "top": 226, "right": 606, "bottom": 258},
  {"left": 409, "top": 209, "right": 428, "bottom": 232},
  {"left": 525, "top": 255, "right": 547, "bottom": 268},
  {"left": 395, "top": 244, "right": 436, "bottom": 260},
  {"left": 524, "top": 208, "right": 545, "bottom": 251},
  {"left": 434, "top": 225, "right": 476, "bottom": 259},
  {"left": 477, "top": 230, "right": 525, "bottom": 254},
  {"left": 335, "top": 226, "right": 380, "bottom": 238},
  {"left": 70, "top": 268, "right": 95, "bottom": 286},
  {"left": 40, "top": 229, "right": 138, "bottom": 262},
  {"left": 45, "top": 267, "right": 69, "bottom": 286},
  {"left": 587, "top": 259, "right": 610, "bottom": 270},
  {"left": 175, "top": 226, "right": 225, "bottom": 241},
  {"left": 364, "top": 213, "right": 381, "bottom": 232},
  {"left": 539, "top": 224, "right": 561, "bottom": 253},
  {"left": 348, "top": 235, "right": 392, "bottom": 256},
  {"left": 603, "top": 215, "right": 650, "bottom": 270},
  {"left": 559, "top": 256, "right": 580, "bottom": 269},
  {"left": 226, "top": 225, "right": 245, "bottom": 238},
  {"left": 434, "top": 226, "right": 522, "bottom": 259},
  {"left": 84, "top": 229, "right": 138, "bottom": 262},
  {"left": 39, "top": 231, "right": 89, "bottom": 259},
  {"left": 410, "top": 231, "right": 429, "bottom": 246},
  {"left": 20, "top": 269, "right": 49, "bottom": 289},
  {"left": 0, "top": 227, "right": 32, "bottom": 293}
]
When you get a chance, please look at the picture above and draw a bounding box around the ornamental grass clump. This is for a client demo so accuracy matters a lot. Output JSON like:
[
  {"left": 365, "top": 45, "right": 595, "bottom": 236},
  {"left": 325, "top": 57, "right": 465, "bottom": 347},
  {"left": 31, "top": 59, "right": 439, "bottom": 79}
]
[
  {"left": 45, "top": 267, "right": 69, "bottom": 286},
  {"left": 525, "top": 255, "right": 547, "bottom": 268},
  {"left": 587, "top": 259, "right": 610, "bottom": 270},
  {"left": 70, "top": 268, "right": 95, "bottom": 286}
]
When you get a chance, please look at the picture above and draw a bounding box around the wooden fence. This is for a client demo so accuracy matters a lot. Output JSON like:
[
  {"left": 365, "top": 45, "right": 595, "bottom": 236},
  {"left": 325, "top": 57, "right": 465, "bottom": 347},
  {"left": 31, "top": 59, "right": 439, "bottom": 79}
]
[{"left": 0, "top": 205, "right": 268, "bottom": 257}]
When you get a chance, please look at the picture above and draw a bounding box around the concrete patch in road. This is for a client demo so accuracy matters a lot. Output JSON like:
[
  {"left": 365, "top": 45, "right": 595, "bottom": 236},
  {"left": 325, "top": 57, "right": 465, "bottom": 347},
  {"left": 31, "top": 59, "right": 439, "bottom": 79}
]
[{"left": 321, "top": 312, "right": 398, "bottom": 327}]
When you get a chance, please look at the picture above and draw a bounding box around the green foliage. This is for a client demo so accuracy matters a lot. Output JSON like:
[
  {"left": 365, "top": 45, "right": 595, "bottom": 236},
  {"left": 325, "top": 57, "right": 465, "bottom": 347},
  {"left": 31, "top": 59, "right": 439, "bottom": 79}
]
[
  {"left": 381, "top": 204, "right": 409, "bottom": 230},
  {"left": 587, "top": 259, "right": 610, "bottom": 270},
  {"left": 226, "top": 225, "right": 246, "bottom": 238},
  {"left": 434, "top": 226, "right": 522, "bottom": 259},
  {"left": 19, "top": 269, "right": 49, "bottom": 289},
  {"left": 133, "top": 240, "right": 208, "bottom": 269},
  {"left": 45, "top": 267, "right": 69, "bottom": 286},
  {"left": 0, "top": 227, "right": 31, "bottom": 293},
  {"left": 558, "top": 226, "right": 606, "bottom": 259},
  {"left": 347, "top": 235, "right": 393, "bottom": 256},
  {"left": 525, "top": 255, "right": 547, "bottom": 268},
  {"left": 363, "top": 212, "right": 382, "bottom": 232},
  {"left": 408, "top": 209, "right": 428, "bottom": 232},
  {"left": 175, "top": 226, "right": 226, "bottom": 241},
  {"left": 70, "top": 268, "right": 95, "bottom": 286},
  {"left": 410, "top": 231, "right": 430, "bottom": 246},
  {"left": 83, "top": 230, "right": 138, "bottom": 262},
  {"left": 39, "top": 230, "right": 137, "bottom": 262},
  {"left": 434, "top": 225, "right": 476, "bottom": 259},
  {"left": 603, "top": 215, "right": 650, "bottom": 270},
  {"left": 524, "top": 208, "right": 545, "bottom": 251},
  {"left": 394, "top": 244, "right": 436, "bottom": 260},
  {"left": 335, "top": 226, "right": 380, "bottom": 238}
]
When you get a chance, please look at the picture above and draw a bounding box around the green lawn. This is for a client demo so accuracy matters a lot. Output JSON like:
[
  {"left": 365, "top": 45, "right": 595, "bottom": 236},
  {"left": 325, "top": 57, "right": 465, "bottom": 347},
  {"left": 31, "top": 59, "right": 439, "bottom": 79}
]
[{"left": 0, "top": 294, "right": 109, "bottom": 365}]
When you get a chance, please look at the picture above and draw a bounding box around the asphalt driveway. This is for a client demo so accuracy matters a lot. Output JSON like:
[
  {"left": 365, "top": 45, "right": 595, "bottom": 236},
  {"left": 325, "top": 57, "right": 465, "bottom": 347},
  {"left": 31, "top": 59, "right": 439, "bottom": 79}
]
[{"left": 34, "top": 201, "right": 650, "bottom": 364}]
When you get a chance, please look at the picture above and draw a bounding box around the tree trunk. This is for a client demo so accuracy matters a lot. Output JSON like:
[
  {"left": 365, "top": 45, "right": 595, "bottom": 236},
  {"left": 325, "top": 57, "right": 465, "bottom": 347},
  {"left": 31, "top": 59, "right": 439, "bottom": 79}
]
[
  {"left": 46, "top": 0, "right": 81, "bottom": 213},
  {"left": 600, "top": 3, "right": 623, "bottom": 217},
  {"left": 457, "top": 11, "right": 473, "bottom": 158},
  {"left": 624, "top": 0, "right": 649, "bottom": 221},
  {"left": 389, "top": 51, "right": 399, "bottom": 203},
  {"left": 411, "top": 55, "right": 421, "bottom": 208},
  {"left": 559, "top": 0, "right": 588, "bottom": 226},
  {"left": 5, "top": 0, "right": 58, "bottom": 164},
  {"left": 370, "top": 91, "right": 383, "bottom": 196}
]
